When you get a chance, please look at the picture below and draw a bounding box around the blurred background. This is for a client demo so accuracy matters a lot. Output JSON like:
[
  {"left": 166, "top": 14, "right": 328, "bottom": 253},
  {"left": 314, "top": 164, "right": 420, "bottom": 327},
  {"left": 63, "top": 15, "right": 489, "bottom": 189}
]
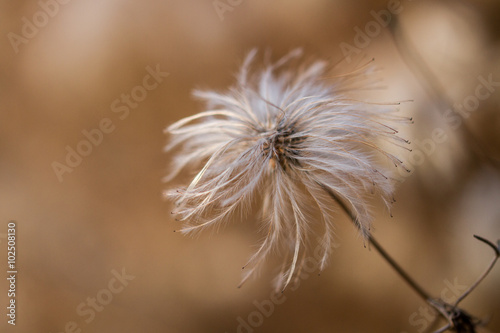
[{"left": 0, "top": 0, "right": 499, "bottom": 332}]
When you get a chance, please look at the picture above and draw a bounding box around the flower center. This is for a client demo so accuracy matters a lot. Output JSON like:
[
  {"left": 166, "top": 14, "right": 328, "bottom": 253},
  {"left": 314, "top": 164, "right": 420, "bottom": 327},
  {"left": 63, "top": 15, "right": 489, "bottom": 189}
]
[{"left": 262, "top": 129, "right": 303, "bottom": 170}]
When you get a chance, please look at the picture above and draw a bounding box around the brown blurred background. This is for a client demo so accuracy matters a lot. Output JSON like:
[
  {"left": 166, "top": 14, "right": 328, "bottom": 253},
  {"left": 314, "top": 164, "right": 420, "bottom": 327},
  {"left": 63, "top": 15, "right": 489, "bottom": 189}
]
[{"left": 0, "top": 0, "right": 499, "bottom": 332}]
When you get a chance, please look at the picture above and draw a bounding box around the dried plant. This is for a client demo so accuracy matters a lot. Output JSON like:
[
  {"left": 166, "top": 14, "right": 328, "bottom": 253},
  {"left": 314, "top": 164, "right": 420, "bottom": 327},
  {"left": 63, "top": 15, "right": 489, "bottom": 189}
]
[
  {"left": 164, "top": 49, "right": 412, "bottom": 291},
  {"left": 164, "top": 49, "right": 499, "bottom": 333}
]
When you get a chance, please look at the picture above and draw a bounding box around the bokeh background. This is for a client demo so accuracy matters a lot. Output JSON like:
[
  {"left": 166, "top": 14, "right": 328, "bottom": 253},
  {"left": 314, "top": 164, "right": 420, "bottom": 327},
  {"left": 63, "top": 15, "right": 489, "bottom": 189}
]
[{"left": 1, "top": 0, "right": 499, "bottom": 332}]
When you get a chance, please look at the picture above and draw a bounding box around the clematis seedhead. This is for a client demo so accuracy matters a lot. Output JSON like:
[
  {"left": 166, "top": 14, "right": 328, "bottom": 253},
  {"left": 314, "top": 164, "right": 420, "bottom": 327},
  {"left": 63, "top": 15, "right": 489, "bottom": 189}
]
[{"left": 164, "top": 49, "right": 412, "bottom": 291}]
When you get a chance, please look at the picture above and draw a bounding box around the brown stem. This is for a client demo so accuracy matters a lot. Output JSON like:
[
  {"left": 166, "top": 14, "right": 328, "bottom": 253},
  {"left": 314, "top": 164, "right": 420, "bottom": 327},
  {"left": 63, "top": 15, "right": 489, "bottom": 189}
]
[
  {"left": 323, "top": 185, "right": 500, "bottom": 332},
  {"left": 321, "top": 184, "right": 432, "bottom": 302},
  {"left": 369, "top": 236, "right": 431, "bottom": 302},
  {"left": 453, "top": 235, "right": 500, "bottom": 307}
]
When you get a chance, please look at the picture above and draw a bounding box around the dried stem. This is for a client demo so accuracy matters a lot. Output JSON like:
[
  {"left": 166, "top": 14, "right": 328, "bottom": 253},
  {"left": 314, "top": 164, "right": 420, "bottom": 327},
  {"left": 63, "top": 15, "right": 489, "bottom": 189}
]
[
  {"left": 322, "top": 185, "right": 432, "bottom": 302},
  {"left": 322, "top": 184, "right": 499, "bottom": 333},
  {"left": 453, "top": 235, "right": 500, "bottom": 307},
  {"left": 369, "top": 236, "right": 431, "bottom": 301}
]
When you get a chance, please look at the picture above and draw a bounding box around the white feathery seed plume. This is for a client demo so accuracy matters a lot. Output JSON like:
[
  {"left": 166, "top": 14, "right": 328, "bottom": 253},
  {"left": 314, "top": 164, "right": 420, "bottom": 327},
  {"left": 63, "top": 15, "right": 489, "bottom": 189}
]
[{"left": 164, "top": 49, "right": 412, "bottom": 291}]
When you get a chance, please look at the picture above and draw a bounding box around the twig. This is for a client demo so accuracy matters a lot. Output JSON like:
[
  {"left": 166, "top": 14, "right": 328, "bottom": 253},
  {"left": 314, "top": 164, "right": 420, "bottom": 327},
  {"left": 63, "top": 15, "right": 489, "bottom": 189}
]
[
  {"left": 322, "top": 183, "right": 499, "bottom": 332},
  {"left": 453, "top": 235, "right": 500, "bottom": 307},
  {"left": 322, "top": 185, "right": 432, "bottom": 302}
]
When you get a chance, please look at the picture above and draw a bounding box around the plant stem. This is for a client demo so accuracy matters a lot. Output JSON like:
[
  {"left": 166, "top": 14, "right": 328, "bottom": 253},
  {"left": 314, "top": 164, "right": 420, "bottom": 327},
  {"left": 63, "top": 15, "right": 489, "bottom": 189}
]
[
  {"left": 368, "top": 235, "right": 431, "bottom": 301},
  {"left": 322, "top": 185, "right": 432, "bottom": 302},
  {"left": 321, "top": 184, "right": 499, "bottom": 332},
  {"left": 453, "top": 235, "right": 500, "bottom": 307}
]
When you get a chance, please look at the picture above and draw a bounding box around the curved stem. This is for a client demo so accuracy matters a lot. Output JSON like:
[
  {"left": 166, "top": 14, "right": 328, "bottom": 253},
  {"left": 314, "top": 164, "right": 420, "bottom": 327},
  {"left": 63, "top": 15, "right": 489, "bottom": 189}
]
[{"left": 453, "top": 235, "right": 500, "bottom": 307}]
